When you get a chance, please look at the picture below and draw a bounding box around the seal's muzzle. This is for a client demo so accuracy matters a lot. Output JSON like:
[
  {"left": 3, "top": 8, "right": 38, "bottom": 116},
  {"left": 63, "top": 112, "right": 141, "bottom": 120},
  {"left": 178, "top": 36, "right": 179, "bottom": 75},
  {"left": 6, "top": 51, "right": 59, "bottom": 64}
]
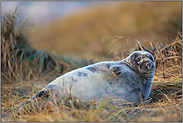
[{"left": 138, "top": 60, "right": 155, "bottom": 74}]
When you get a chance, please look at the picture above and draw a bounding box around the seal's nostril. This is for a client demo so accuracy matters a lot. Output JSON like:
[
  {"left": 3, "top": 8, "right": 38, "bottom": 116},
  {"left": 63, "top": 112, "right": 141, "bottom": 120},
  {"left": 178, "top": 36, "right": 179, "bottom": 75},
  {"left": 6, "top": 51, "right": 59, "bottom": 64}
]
[{"left": 146, "top": 62, "right": 152, "bottom": 70}]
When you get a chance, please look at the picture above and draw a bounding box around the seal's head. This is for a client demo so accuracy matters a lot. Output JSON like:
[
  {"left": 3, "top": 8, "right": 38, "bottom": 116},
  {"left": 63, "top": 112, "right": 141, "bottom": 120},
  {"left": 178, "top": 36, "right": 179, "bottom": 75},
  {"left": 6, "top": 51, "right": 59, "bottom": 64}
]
[{"left": 124, "top": 51, "right": 156, "bottom": 78}]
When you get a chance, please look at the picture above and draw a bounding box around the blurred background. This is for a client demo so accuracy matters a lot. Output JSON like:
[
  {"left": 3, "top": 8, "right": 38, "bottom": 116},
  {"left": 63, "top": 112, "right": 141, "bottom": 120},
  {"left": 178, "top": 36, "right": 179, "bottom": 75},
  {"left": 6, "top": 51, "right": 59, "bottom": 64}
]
[{"left": 1, "top": 1, "right": 182, "bottom": 61}]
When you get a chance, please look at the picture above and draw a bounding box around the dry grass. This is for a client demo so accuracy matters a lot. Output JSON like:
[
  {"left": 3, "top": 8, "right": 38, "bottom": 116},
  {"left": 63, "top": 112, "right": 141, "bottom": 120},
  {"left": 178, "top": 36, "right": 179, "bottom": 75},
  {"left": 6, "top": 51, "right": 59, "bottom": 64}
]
[{"left": 1, "top": 6, "right": 182, "bottom": 122}]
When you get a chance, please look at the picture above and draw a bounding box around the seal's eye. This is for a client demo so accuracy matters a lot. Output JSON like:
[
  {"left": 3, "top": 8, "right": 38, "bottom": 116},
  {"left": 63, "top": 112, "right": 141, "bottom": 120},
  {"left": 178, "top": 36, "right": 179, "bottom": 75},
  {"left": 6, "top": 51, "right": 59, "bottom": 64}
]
[
  {"left": 148, "top": 54, "right": 154, "bottom": 62},
  {"left": 135, "top": 57, "right": 141, "bottom": 63}
]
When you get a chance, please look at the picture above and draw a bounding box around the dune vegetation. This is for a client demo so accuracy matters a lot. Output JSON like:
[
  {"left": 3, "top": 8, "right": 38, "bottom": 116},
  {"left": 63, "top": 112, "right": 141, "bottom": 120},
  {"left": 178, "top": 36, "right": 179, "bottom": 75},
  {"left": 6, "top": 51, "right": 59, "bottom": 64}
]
[{"left": 1, "top": 3, "right": 182, "bottom": 122}]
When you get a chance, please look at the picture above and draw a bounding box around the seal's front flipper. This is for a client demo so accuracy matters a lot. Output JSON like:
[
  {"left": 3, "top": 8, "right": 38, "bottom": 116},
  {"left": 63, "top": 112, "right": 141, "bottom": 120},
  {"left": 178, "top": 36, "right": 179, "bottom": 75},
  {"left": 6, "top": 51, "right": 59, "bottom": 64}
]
[{"left": 109, "top": 65, "right": 127, "bottom": 76}]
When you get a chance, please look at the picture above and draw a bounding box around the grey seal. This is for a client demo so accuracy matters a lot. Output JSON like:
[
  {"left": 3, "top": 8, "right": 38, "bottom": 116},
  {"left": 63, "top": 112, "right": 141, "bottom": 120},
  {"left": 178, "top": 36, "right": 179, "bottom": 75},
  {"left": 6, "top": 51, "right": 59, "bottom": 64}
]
[{"left": 16, "top": 51, "right": 156, "bottom": 108}]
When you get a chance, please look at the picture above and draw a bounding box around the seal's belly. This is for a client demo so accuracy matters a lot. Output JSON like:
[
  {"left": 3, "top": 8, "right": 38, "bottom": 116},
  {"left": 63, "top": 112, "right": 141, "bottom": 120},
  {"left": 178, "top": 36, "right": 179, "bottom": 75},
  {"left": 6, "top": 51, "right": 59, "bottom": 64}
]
[
  {"left": 45, "top": 64, "right": 128, "bottom": 102},
  {"left": 44, "top": 59, "right": 152, "bottom": 105},
  {"left": 46, "top": 66, "right": 113, "bottom": 102},
  {"left": 15, "top": 51, "right": 154, "bottom": 110},
  {"left": 69, "top": 71, "right": 107, "bottom": 101}
]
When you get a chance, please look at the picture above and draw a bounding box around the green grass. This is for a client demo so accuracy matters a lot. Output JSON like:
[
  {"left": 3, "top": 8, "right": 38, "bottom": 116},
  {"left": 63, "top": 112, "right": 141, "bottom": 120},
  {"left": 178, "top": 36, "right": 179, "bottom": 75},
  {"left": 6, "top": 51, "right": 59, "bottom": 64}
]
[{"left": 1, "top": 5, "right": 182, "bottom": 122}]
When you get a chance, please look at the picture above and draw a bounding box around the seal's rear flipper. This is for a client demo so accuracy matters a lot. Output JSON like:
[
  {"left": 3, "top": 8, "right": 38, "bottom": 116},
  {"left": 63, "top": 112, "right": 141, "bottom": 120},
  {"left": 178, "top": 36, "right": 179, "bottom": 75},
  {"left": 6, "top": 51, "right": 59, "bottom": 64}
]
[
  {"left": 32, "top": 88, "right": 50, "bottom": 99},
  {"left": 14, "top": 88, "right": 50, "bottom": 111}
]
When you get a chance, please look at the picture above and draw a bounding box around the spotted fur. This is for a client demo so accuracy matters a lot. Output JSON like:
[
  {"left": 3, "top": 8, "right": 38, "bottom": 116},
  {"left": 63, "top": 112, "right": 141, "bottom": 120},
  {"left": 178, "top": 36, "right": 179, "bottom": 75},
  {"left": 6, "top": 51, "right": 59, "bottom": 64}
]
[{"left": 16, "top": 51, "right": 156, "bottom": 108}]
